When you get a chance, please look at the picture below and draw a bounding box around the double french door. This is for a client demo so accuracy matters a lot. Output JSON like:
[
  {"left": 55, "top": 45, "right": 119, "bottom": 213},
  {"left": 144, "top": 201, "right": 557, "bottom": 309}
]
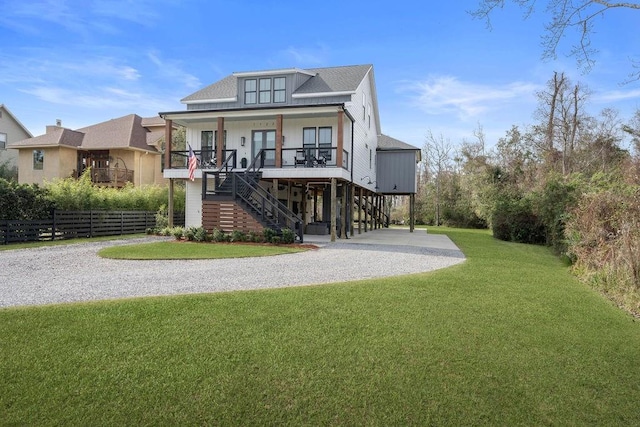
[{"left": 252, "top": 130, "right": 276, "bottom": 167}]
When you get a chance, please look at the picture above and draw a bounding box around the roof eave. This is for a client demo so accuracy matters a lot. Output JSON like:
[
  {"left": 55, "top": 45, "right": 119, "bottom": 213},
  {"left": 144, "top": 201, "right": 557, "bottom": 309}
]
[{"left": 182, "top": 97, "right": 237, "bottom": 105}]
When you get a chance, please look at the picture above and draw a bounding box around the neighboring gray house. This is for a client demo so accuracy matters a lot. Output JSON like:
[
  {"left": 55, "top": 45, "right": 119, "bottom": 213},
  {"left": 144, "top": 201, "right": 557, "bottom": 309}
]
[
  {"left": 160, "top": 64, "right": 419, "bottom": 241},
  {"left": 0, "top": 104, "right": 33, "bottom": 178}
]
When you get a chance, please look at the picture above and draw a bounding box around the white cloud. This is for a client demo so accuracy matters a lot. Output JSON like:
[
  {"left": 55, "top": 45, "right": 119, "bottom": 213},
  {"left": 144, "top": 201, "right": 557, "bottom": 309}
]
[
  {"left": 278, "top": 45, "right": 329, "bottom": 67},
  {"left": 402, "top": 75, "right": 539, "bottom": 119},
  {"left": 594, "top": 88, "right": 640, "bottom": 103},
  {"left": 147, "top": 51, "right": 201, "bottom": 89}
]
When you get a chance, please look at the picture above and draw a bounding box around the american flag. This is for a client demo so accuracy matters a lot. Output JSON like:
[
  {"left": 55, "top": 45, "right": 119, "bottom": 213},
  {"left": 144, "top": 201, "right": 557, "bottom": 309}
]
[{"left": 187, "top": 144, "right": 197, "bottom": 181}]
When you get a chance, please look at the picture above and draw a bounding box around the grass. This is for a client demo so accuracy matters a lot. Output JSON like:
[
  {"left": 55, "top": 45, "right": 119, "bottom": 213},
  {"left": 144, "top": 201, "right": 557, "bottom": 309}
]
[
  {"left": 98, "top": 240, "right": 309, "bottom": 259},
  {"left": 0, "top": 234, "right": 148, "bottom": 251},
  {"left": 2, "top": 228, "right": 640, "bottom": 425}
]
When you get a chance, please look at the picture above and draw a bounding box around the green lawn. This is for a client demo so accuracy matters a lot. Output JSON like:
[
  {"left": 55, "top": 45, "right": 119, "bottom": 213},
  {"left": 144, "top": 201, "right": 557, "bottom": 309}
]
[
  {"left": 0, "top": 234, "right": 148, "bottom": 251},
  {"left": 98, "top": 240, "right": 309, "bottom": 259},
  {"left": 2, "top": 228, "right": 639, "bottom": 425}
]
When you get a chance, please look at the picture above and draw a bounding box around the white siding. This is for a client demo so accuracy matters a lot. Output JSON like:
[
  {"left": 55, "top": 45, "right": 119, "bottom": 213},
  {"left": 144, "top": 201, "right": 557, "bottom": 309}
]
[
  {"left": 185, "top": 180, "right": 203, "bottom": 228},
  {"left": 347, "top": 69, "right": 379, "bottom": 191}
]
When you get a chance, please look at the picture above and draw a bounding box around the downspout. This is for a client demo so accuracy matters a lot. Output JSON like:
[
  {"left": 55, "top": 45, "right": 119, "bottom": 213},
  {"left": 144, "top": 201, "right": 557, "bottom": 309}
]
[{"left": 349, "top": 107, "right": 355, "bottom": 237}]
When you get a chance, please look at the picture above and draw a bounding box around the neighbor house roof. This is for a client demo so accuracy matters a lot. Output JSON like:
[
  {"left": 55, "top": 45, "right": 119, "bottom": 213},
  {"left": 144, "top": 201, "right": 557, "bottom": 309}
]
[
  {"left": 10, "top": 114, "right": 162, "bottom": 152},
  {"left": 0, "top": 104, "right": 33, "bottom": 138},
  {"left": 8, "top": 127, "right": 84, "bottom": 148},
  {"left": 181, "top": 64, "right": 373, "bottom": 103}
]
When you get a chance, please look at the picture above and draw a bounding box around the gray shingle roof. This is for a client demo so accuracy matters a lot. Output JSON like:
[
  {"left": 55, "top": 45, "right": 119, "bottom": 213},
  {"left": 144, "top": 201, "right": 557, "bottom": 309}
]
[
  {"left": 181, "top": 74, "right": 237, "bottom": 103},
  {"left": 296, "top": 64, "right": 372, "bottom": 94},
  {"left": 181, "top": 64, "right": 373, "bottom": 102},
  {"left": 377, "top": 134, "right": 420, "bottom": 151}
]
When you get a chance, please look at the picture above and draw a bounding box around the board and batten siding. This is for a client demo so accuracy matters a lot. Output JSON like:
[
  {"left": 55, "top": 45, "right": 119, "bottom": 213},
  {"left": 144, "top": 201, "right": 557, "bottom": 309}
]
[{"left": 376, "top": 151, "right": 418, "bottom": 193}]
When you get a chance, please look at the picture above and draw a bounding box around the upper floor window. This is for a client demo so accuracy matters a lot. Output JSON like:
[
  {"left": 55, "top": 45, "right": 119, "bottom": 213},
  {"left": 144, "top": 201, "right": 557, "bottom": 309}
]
[
  {"left": 303, "top": 127, "right": 333, "bottom": 161},
  {"left": 367, "top": 104, "right": 371, "bottom": 129},
  {"left": 245, "top": 77, "right": 286, "bottom": 105},
  {"left": 33, "top": 150, "right": 44, "bottom": 170},
  {"left": 0, "top": 133, "right": 6, "bottom": 150},
  {"left": 274, "top": 77, "right": 286, "bottom": 103},
  {"left": 303, "top": 127, "right": 316, "bottom": 149},
  {"left": 245, "top": 79, "right": 257, "bottom": 104},
  {"left": 259, "top": 78, "right": 271, "bottom": 103}
]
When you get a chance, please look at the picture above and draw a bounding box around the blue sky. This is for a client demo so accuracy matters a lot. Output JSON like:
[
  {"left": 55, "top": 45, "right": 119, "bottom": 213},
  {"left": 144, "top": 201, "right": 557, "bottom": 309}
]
[{"left": 2, "top": 0, "right": 639, "bottom": 151}]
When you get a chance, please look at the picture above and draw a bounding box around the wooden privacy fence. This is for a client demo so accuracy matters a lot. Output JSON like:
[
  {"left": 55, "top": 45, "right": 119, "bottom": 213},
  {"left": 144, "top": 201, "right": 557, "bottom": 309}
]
[{"left": 0, "top": 210, "right": 185, "bottom": 245}]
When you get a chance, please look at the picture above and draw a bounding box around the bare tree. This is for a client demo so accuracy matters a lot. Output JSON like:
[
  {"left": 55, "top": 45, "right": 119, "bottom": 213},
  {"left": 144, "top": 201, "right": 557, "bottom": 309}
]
[
  {"left": 471, "top": 1, "right": 640, "bottom": 79},
  {"left": 533, "top": 72, "right": 589, "bottom": 175},
  {"left": 424, "top": 130, "right": 453, "bottom": 226}
]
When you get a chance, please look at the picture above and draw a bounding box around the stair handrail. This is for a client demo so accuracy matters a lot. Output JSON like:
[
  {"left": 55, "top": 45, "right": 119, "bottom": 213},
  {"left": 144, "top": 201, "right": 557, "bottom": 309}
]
[
  {"left": 233, "top": 173, "right": 303, "bottom": 242},
  {"left": 246, "top": 149, "right": 266, "bottom": 173},
  {"left": 219, "top": 150, "right": 237, "bottom": 172}
]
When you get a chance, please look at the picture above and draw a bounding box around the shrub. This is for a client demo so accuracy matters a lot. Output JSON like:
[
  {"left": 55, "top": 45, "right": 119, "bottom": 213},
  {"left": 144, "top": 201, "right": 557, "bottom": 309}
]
[
  {"left": 262, "top": 228, "right": 276, "bottom": 243},
  {"left": 231, "top": 230, "right": 247, "bottom": 242},
  {"left": 271, "top": 236, "right": 281, "bottom": 245},
  {"left": 281, "top": 228, "right": 295, "bottom": 244},
  {"left": 0, "top": 179, "right": 54, "bottom": 220},
  {"left": 212, "top": 228, "right": 228, "bottom": 242},
  {"left": 248, "top": 231, "right": 263, "bottom": 243},
  {"left": 566, "top": 187, "right": 640, "bottom": 297},
  {"left": 171, "top": 227, "right": 184, "bottom": 240},
  {"left": 183, "top": 226, "right": 197, "bottom": 241},
  {"left": 531, "top": 174, "right": 582, "bottom": 253},
  {"left": 155, "top": 205, "right": 169, "bottom": 230},
  {"left": 193, "top": 227, "right": 210, "bottom": 242},
  {"left": 491, "top": 195, "right": 545, "bottom": 245}
]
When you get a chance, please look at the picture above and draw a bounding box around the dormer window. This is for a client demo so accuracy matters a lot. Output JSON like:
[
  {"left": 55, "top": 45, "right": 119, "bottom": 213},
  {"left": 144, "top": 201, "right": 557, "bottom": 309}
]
[
  {"left": 244, "top": 79, "right": 257, "bottom": 104},
  {"left": 244, "top": 77, "right": 286, "bottom": 105},
  {"left": 259, "top": 78, "right": 271, "bottom": 103},
  {"left": 274, "top": 77, "right": 286, "bottom": 103}
]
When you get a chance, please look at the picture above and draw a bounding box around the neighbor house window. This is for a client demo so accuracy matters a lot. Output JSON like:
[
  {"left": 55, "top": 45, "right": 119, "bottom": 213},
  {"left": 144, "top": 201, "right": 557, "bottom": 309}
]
[
  {"left": 244, "top": 79, "right": 257, "bottom": 104},
  {"left": 33, "top": 150, "right": 44, "bottom": 170},
  {"left": 362, "top": 93, "right": 366, "bottom": 120},
  {"left": 259, "top": 78, "right": 271, "bottom": 103},
  {"left": 0, "top": 133, "right": 6, "bottom": 150},
  {"left": 273, "top": 77, "right": 286, "bottom": 103}
]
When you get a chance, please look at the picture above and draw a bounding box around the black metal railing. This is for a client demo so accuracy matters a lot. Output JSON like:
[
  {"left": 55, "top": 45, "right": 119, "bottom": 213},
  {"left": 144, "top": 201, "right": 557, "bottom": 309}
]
[
  {"left": 170, "top": 149, "right": 237, "bottom": 169},
  {"left": 170, "top": 146, "right": 349, "bottom": 171},
  {"left": 203, "top": 170, "right": 303, "bottom": 242}
]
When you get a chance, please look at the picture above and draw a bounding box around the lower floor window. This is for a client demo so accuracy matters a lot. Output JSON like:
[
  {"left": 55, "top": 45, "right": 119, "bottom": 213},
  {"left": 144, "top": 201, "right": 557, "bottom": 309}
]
[{"left": 33, "top": 150, "right": 44, "bottom": 170}]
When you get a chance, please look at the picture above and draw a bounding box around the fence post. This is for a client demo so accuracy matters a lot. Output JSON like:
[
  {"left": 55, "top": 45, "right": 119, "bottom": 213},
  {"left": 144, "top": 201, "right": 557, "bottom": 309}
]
[
  {"left": 52, "top": 209, "right": 56, "bottom": 241},
  {"left": 121, "top": 211, "right": 124, "bottom": 235},
  {"left": 90, "top": 210, "right": 94, "bottom": 238}
]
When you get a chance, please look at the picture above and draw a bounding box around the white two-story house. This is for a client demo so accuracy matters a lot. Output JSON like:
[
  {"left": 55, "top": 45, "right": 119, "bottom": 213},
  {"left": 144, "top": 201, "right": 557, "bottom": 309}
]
[{"left": 160, "top": 64, "right": 419, "bottom": 242}]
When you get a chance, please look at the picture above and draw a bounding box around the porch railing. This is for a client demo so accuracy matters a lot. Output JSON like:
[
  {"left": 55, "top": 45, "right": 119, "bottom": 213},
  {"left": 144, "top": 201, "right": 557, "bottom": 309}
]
[
  {"left": 169, "top": 146, "right": 349, "bottom": 171},
  {"left": 169, "top": 148, "right": 236, "bottom": 169}
]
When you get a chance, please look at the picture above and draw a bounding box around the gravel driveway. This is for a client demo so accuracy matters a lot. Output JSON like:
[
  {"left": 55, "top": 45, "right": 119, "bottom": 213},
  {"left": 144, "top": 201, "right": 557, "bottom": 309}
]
[{"left": 1, "top": 234, "right": 465, "bottom": 308}]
